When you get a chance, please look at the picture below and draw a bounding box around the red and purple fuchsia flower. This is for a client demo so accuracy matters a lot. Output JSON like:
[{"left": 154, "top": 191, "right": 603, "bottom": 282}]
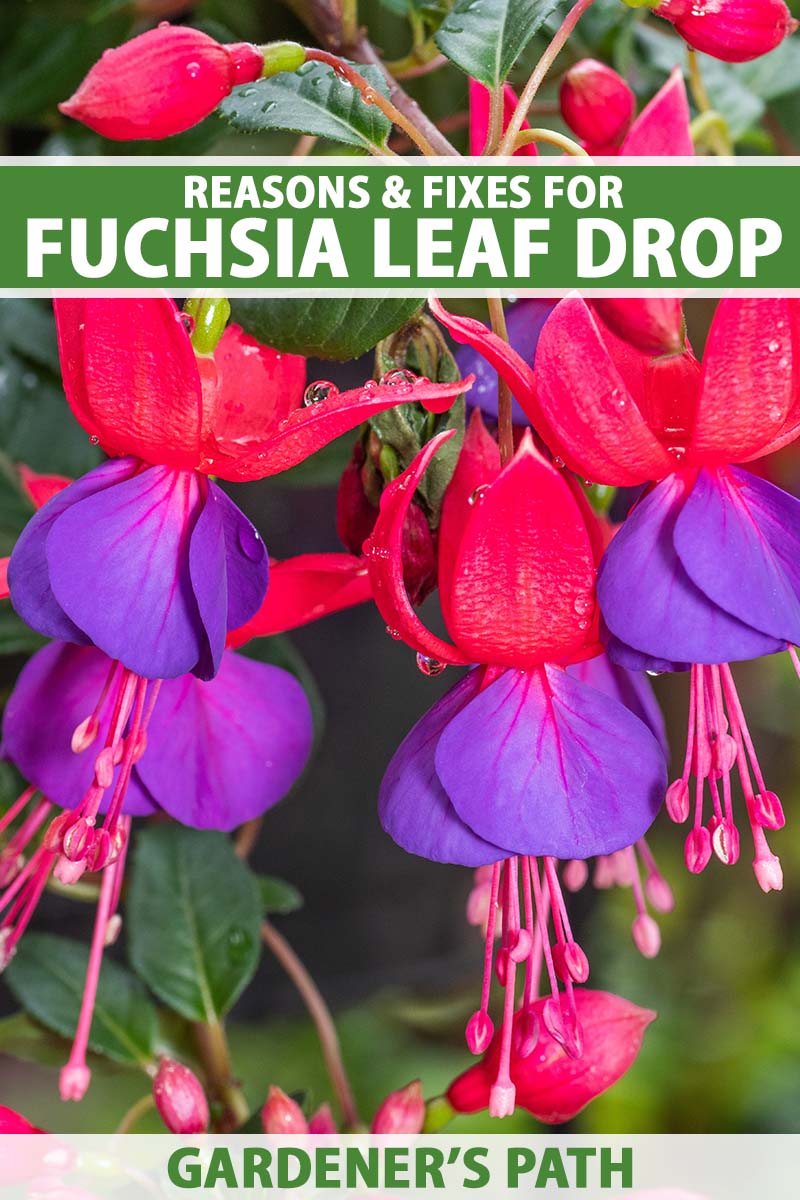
[
  {"left": 0, "top": 297, "right": 472, "bottom": 1102},
  {"left": 364, "top": 411, "right": 666, "bottom": 1119}
]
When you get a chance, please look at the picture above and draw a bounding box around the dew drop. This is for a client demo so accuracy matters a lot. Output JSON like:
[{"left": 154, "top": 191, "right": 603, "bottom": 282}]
[
  {"left": 667, "top": 445, "right": 686, "bottom": 461},
  {"left": 181, "top": 313, "right": 195, "bottom": 334},
  {"left": 646, "top": 669, "right": 664, "bottom": 678},
  {"left": 379, "top": 368, "right": 417, "bottom": 388},
  {"left": 238, "top": 523, "right": 265, "bottom": 562},
  {"left": 186, "top": 61, "right": 201, "bottom": 79},
  {"left": 553, "top": 456, "right": 565, "bottom": 469},
  {"left": 468, "top": 484, "right": 490, "bottom": 506},
  {"left": 416, "top": 653, "right": 446, "bottom": 677},
  {"left": 573, "top": 593, "right": 594, "bottom": 618},
  {"left": 768, "top": 338, "right": 780, "bottom": 352},
  {"left": 89, "top": 435, "right": 100, "bottom": 445},
  {"left": 303, "top": 380, "right": 338, "bottom": 406},
  {"left": 227, "top": 926, "right": 253, "bottom": 964},
  {"left": 386, "top": 626, "right": 402, "bottom": 640}
]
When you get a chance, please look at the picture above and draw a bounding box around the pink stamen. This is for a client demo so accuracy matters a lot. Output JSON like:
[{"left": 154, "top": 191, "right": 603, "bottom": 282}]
[
  {"left": 0, "top": 786, "right": 38, "bottom": 836},
  {"left": 59, "top": 855, "right": 121, "bottom": 1102},
  {"left": 72, "top": 659, "right": 121, "bottom": 753}
]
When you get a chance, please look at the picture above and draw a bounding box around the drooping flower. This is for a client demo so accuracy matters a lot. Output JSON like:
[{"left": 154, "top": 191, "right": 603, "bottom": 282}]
[
  {"left": 0, "top": 635, "right": 313, "bottom": 1099},
  {"left": 447, "top": 990, "right": 655, "bottom": 1122},
  {"left": 367, "top": 410, "right": 666, "bottom": 1116},
  {"left": 59, "top": 25, "right": 305, "bottom": 141},
  {"left": 530, "top": 294, "right": 800, "bottom": 890},
  {"left": 654, "top": 0, "right": 797, "bottom": 63}
]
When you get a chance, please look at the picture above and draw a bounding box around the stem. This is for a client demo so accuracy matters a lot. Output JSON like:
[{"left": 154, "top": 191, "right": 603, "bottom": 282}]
[
  {"left": 115, "top": 1093, "right": 155, "bottom": 1134},
  {"left": 514, "top": 128, "right": 590, "bottom": 157},
  {"left": 354, "top": 38, "right": 459, "bottom": 156},
  {"left": 306, "top": 48, "right": 437, "bottom": 156},
  {"left": 292, "top": 133, "right": 319, "bottom": 156},
  {"left": 262, "top": 918, "right": 360, "bottom": 1130},
  {"left": 486, "top": 297, "right": 514, "bottom": 465},
  {"left": 686, "top": 49, "right": 733, "bottom": 156},
  {"left": 341, "top": 0, "right": 359, "bottom": 48},
  {"left": 498, "top": 0, "right": 597, "bottom": 156},
  {"left": 234, "top": 818, "right": 262, "bottom": 860},
  {"left": 385, "top": 51, "right": 448, "bottom": 80},
  {"left": 192, "top": 1019, "right": 250, "bottom": 1132},
  {"left": 483, "top": 84, "right": 506, "bottom": 155}
]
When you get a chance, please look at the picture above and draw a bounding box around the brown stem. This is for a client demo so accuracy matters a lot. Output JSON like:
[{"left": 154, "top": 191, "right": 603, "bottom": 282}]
[
  {"left": 498, "top": 0, "right": 597, "bottom": 156},
  {"left": 486, "top": 297, "right": 514, "bottom": 466},
  {"left": 115, "top": 1093, "right": 156, "bottom": 1134},
  {"left": 386, "top": 52, "right": 449, "bottom": 81},
  {"left": 192, "top": 1019, "right": 250, "bottom": 1132},
  {"left": 262, "top": 919, "right": 360, "bottom": 1129},
  {"left": 235, "top": 818, "right": 263, "bottom": 859}
]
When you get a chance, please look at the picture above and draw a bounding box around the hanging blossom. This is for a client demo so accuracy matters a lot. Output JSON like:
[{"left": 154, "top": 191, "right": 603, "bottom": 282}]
[
  {"left": 653, "top": 0, "right": 797, "bottom": 63},
  {"left": 528, "top": 294, "right": 800, "bottom": 892},
  {"left": 365, "top": 410, "right": 666, "bottom": 1117},
  {"left": 0, "top": 634, "right": 313, "bottom": 1100}
]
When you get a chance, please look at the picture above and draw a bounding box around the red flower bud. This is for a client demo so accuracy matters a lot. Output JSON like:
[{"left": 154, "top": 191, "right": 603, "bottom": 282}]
[
  {"left": 447, "top": 990, "right": 655, "bottom": 1123},
  {"left": 560, "top": 60, "right": 635, "bottom": 148},
  {"left": 308, "top": 1103, "right": 338, "bottom": 1134},
  {"left": 371, "top": 1081, "right": 426, "bottom": 1134},
  {"left": 59, "top": 25, "right": 264, "bottom": 140},
  {"left": 152, "top": 1059, "right": 209, "bottom": 1134},
  {"left": 261, "top": 1086, "right": 309, "bottom": 1134},
  {"left": 592, "top": 298, "right": 685, "bottom": 355},
  {"left": 656, "top": 0, "right": 797, "bottom": 63}
]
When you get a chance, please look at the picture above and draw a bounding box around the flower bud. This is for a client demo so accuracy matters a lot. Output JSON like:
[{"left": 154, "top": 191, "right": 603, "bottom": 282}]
[
  {"left": 152, "top": 1059, "right": 209, "bottom": 1134},
  {"left": 307, "top": 1104, "right": 338, "bottom": 1134},
  {"left": 592, "top": 298, "right": 685, "bottom": 355},
  {"left": 59, "top": 26, "right": 265, "bottom": 141},
  {"left": 559, "top": 60, "right": 635, "bottom": 148},
  {"left": 655, "top": 0, "right": 797, "bottom": 63},
  {"left": 371, "top": 1081, "right": 425, "bottom": 1134},
  {"left": 261, "top": 1086, "right": 309, "bottom": 1134}
]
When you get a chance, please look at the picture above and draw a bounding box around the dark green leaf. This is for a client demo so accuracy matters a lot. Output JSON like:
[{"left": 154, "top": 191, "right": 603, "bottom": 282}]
[
  {"left": 128, "top": 825, "right": 262, "bottom": 1023},
  {"left": 4, "top": 933, "right": 157, "bottom": 1067},
  {"left": 0, "top": 1010, "right": 132, "bottom": 1071},
  {"left": 231, "top": 297, "right": 422, "bottom": 360},
  {"left": 435, "top": 0, "right": 564, "bottom": 88},
  {"left": 0, "top": 300, "right": 102, "bottom": 478},
  {"left": 258, "top": 875, "right": 304, "bottom": 915},
  {"left": 220, "top": 61, "right": 392, "bottom": 151}
]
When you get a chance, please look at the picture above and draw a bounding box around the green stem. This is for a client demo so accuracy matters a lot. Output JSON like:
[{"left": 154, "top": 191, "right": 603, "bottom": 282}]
[
  {"left": 341, "top": 0, "right": 359, "bottom": 48},
  {"left": 513, "top": 128, "right": 590, "bottom": 157},
  {"left": 498, "top": 0, "right": 597, "bottom": 156},
  {"left": 686, "top": 49, "right": 733, "bottom": 155},
  {"left": 486, "top": 297, "right": 514, "bottom": 466},
  {"left": 115, "top": 1093, "right": 156, "bottom": 1134},
  {"left": 192, "top": 1018, "right": 249, "bottom": 1132}
]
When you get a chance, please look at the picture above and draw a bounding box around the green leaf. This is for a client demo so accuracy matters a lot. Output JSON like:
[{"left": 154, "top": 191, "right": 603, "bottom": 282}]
[
  {"left": 0, "top": 300, "right": 102, "bottom": 478},
  {"left": 435, "top": 0, "right": 564, "bottom": 87},
  {"left": 230, "top": 297, "right": 422, "bottom": 360},
  {"left": 128, "top": 825, "right": 262, "bottom": 1024},
  {"left": 258, "top": 875, "right": 304, "bottom": 915},
  {"left": 220, "top": 60, "right": 392, "bottom": 151},
  {"left": 4, "top": 934, "right": 158, "bottom": 1067}
]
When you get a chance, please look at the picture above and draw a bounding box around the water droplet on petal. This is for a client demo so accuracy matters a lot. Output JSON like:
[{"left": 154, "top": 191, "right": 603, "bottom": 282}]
[
  {"left": 573, "top": 593, "right": 594, "bottom": 618},
  {"left": 304, "top": 380, "right": 338, "bottom": 406},
  {"left": 386, "top": 626, "right": 402, "bottom": 640},
  {"left": 379, "top": 368, "right": 417, "bottom": 392},
  {"left": 89, "top": 435, "right": 100, "bottom": 445},
  {"left": 186, "top": 61, "right": 201, "bottom": 79},
  {"left": 468, "top": 485, "right": 490, "bottom": 506},
  {"left": 416, "top": 653, "right": 446, "bottom": 677},
  {"left": 553, "top": 456, "right": 565, "bottom": 469},
  {"left": 238, "top": 523, "right": 265, "bottom": 562},
  {"left": 768, "top": 338, "right": 780, "bottom": 352}
]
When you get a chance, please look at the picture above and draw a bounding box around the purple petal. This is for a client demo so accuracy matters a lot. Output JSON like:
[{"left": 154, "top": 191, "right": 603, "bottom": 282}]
[
  {"left": 567, "top": 651, "right": 668, "bottom": 759},
  {"left": 456, "top": 300, "right": 554, "bottom": 425},
  {"left": 135, "top": 649, "right": 312, "bottom": 831},
  {"left": 435, "top": 666, "right": 666, "bottom": 859},
  {"left": 7, "top": 457, "right": 138, "bottom": 644},
  {"left": 188, "top": 484, "right": 227, "bottom": 682},
  {"left": 1, "top": 641, "right": 155, "bottom": 816},
  {"left": 379, "top": 668, "right": 508, "bottom": 867},
  {"left": 46, "top": 465, "right": 206, "bottom": 680},
  {"left": 598, "top": 475, "right": 784, "bottom": 665},
  {"left": 211, "top": 482, "right": 269, "bottom": 631},
  {"left": 600, "top": 626, "right": 690, "bottom": 676},
  {"left": 674, "top": 466, "right": 800, "bottom": 646}
]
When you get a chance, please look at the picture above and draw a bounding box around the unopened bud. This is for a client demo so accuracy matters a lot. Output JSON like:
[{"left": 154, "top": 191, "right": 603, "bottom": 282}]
[
  {"left": 560, "top": 59, "right": 635, "bottom": 148},
  {"left": 59, "top": 26, "right": 265, "bottom": 141},
  {"left": 655, "top": 0, "right": 797, "bottom": 63},
  {"left": 259, "top": 41, "right": 307, "bottom": 78},
  {"left": 308, "top": 1104, "right": 337, "bottom": 1134},
  {"left": 371, "top": 1080, "right": 425, "bottom": 1134},
  {"left": 153, "top": 1059, "right": 209, "bottom": 1134},
  {"left": 261, "top": 1086, "right": 308, "bottom": 1134}
]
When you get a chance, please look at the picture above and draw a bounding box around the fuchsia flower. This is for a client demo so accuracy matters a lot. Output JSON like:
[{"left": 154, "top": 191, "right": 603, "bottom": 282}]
[
  {"left": 260, "top": 1082, "right": 425, "bottom": 1134},
  {"left": 152, "top": 1059, "right": 210, "bottom": 1134},
  {"left": 59, "top": 24, "right": 266, "bottom": 140},
  {"left": 367, "top": 410, "right": 665, "bottom": 1117},
  {"left": 447, "top": 989, "right": 655, "bottom": 1123},
  {"left": 227, "top": 554, "right": 371, "bottom": 645},
  {"left": 655, "top": 0, "right": 797, "bottom": 63},
  {"left": 528, "top": 295, "right": 800, "bottom": 891}
]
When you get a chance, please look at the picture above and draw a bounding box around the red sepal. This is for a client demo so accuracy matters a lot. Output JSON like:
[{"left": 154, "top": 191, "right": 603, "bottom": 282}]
[{"left": 228, "top": 554, "right": 371, "bottom": 646}]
